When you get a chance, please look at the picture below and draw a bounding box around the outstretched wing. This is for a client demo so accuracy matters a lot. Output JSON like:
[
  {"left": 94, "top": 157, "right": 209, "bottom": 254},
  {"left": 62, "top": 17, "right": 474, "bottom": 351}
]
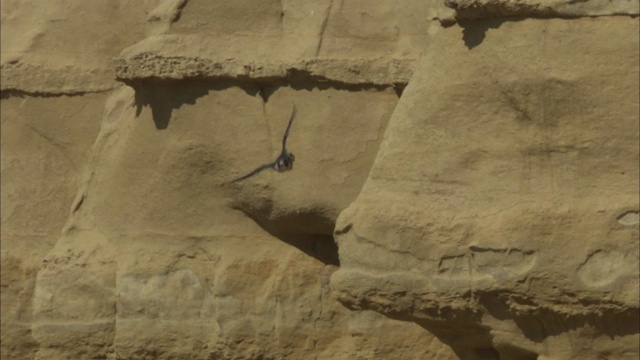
[
  {"left": 231, "top": 105, "right": 295, "bottom": 183},
  {"left": 229, "top": 163, "right": 274, "bottom": 183},
  {"left": 281, "top": 105, "right": 296, "bottom": 150}
]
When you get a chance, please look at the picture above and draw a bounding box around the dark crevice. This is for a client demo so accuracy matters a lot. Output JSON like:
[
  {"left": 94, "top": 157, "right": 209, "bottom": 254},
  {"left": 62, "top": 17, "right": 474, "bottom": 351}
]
[
  {"left": 448, "top": 2, "right": 639, "bottom": 23},
  {"left": 285, "top": 68, "right": 394, "bottom": 93},
  {"left": 0, "top": 89, "right": 108, "bottom": 99},
  {"left": 119, "top": 68, "right": 405, "bottom": 98},
  {"left": 234, "top": 202, "right": 340, "bottom": 266},
  {"left": 171, "top": 0, "right": 187, "bottom": 23},
  {"left": 392, "top": 83, "right": 406, "bottom": 98},
  {"left": 72, "top": 194, "right": 85, "bottom": 213},
  {"left": 236, "top": 205, "right": 340, "bottom": 266}
]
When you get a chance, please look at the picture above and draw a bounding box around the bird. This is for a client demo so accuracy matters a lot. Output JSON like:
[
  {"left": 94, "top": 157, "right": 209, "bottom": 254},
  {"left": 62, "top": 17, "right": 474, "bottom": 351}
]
[{"left": 230, "top": 105, "right": 297, "bottom": 183}]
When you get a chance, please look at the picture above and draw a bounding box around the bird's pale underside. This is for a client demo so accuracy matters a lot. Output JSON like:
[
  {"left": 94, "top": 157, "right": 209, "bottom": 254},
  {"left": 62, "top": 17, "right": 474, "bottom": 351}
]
[{"left": 229, "top": 106, "right": 296, "bottom": 183}]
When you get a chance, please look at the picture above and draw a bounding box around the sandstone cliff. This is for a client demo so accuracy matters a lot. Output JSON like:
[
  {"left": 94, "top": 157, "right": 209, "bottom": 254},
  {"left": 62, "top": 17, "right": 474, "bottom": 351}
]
[{"left": 1, "top": 0, "right": 638, "bottom": 359}]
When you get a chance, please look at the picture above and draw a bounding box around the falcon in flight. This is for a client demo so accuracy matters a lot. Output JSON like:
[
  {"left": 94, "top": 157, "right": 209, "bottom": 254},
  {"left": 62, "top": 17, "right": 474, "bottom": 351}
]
[{"left": 230, "top": 105, "right": 297, "bottom": 183}]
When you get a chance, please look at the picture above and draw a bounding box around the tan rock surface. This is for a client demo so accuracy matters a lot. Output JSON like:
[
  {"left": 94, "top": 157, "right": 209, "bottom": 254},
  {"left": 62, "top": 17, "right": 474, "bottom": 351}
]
[
  {"left": 1, "top": 1, "right": 638, "bottom": 360},
  {"left": 332, "top": 15, "right": 639, "bottom": 360},
  {"left": 0, "top": 0, "right": 157, "bottom": 94},
  {"left": 1, "top": 93, "right": 104, "bottom": 359}
]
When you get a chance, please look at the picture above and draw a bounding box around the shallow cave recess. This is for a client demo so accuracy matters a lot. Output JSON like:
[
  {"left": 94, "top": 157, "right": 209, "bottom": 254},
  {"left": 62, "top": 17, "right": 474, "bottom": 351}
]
[{"left": 230, "top": 197, "right": 340, "bottom": 267}]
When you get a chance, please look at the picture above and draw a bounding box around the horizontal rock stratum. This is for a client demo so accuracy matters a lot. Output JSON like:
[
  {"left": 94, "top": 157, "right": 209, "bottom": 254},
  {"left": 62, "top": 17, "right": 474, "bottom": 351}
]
[
  {"left": 445, "top": 0, "right": 638, "bottom": 19},
  {"left": 113, "top": 37, "right": 414, "bottom": 86},
  {"left": 1, "top": 0, "right": 638, "bottom": 359}
]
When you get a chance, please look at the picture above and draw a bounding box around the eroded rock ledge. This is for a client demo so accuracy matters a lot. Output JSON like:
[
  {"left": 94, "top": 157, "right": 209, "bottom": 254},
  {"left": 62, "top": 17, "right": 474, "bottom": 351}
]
[
  {"left": 0, "top": 62, "right": 115, "bottom": 96},
  {"left": 445, "top": 0, "right": 639, "bottom": 20},
  {"left": 113, "top": 33, "right": 416, "bottom": 88},
  {"left": 114, "top": 53, "right": 412, "bottom": 88}
]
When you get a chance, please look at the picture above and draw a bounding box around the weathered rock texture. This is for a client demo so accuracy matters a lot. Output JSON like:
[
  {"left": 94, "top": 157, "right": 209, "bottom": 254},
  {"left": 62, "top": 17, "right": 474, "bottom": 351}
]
[
  {"left": 332, "top": 14, "right": 640, "bottom": 359},
  {"left": 1, "top": 0, "right": 638, "bottom": 360}
]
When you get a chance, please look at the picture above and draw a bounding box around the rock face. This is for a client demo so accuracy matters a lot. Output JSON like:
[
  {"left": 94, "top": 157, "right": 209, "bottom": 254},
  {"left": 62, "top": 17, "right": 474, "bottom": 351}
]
[
  {"left": 1, "top": 1, "right": 637, "bottom": 360},
  {"left": 331, "top": 15, "right": 640, "bottom": 359}
]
